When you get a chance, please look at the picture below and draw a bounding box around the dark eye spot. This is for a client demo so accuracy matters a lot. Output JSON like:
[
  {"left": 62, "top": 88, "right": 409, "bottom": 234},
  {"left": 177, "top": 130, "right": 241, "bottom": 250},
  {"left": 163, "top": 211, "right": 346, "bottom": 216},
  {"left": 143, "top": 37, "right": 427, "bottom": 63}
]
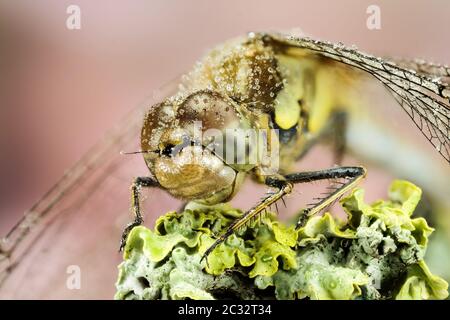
[{"left": 161, "top": 144, "right": 176, "bottom": 157}]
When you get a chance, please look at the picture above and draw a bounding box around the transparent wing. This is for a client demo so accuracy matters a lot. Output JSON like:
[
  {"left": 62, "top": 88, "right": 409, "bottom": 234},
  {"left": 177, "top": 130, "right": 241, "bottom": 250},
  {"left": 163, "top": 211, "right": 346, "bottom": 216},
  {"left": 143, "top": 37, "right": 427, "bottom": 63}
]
[
  {"left": 0, "top": 78, "right": 182, "bottom": 298},
  {"left": 390, "top": 58, "right": 450, "bottom": 82},
  {"left": 267, "top": 33, "right": 450, "bottom": 163}
]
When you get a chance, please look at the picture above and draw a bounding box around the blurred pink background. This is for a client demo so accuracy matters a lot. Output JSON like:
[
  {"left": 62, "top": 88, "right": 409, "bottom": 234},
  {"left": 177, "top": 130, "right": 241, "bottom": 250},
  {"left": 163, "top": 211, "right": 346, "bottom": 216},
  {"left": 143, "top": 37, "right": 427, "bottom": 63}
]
[{"left": 1, "top": 0, "right": 449, "bottom": 234}]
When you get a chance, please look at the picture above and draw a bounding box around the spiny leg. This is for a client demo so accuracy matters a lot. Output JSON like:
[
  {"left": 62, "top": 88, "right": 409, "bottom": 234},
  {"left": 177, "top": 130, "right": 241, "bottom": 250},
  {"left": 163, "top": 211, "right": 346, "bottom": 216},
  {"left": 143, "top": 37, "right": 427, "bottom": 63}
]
[
  {"left": 200, "top": 166, "right": 366, "bottom": 263},
  {"left": 282, "top": 166, "right": 366, "bottom": 228},
  {"left": 119, "top": 176, "right": 160, "bottom": 251},
  {"left": 201, "top": 179, "right": 293, "bottom": 263}
]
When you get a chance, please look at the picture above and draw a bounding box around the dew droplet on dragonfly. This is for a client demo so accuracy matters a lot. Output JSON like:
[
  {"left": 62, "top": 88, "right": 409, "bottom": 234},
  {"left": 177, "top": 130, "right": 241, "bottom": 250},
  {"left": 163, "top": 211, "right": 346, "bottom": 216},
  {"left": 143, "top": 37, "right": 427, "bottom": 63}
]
[
  {"left": 333, "top": 42, "right": 344, "bottom": 50},
  {"left": 432, "top": 76, "right": 442, "bottom": 84}
]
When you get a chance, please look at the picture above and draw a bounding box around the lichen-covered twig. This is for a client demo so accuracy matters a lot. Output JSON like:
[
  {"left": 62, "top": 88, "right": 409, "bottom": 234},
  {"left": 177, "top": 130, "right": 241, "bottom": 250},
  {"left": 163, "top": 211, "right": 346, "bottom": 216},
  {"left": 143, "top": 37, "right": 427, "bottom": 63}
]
[{"left": 115, "top": 180, "right": 448, "bottom": 300}]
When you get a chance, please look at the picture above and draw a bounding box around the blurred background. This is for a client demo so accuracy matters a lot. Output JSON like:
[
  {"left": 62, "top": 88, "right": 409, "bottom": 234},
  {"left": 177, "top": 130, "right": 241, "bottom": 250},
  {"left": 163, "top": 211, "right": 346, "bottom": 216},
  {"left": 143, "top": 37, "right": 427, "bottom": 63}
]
[{"left": 1, "top": 0, "right": 450, "bottom": 234}]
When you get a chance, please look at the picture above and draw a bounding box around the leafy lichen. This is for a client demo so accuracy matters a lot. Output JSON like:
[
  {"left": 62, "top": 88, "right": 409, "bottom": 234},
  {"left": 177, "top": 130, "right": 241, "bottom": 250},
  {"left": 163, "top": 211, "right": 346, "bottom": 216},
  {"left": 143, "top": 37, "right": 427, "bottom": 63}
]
[{"left": 115, "top": 180, "right": 448, "bottom": 300}]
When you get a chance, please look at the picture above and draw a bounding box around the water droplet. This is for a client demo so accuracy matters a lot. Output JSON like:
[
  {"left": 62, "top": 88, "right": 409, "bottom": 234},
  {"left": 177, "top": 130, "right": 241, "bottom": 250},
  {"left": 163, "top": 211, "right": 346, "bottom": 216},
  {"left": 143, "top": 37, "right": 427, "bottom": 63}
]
[
  {"left": 432, "top": 76, "right": 442, "bottom": 84},
  {"left": 261, "top": 254, "right": 273, "bottom": 262},
  {"left": 333, "top": 42, "right": 344, "bottom": 49}
]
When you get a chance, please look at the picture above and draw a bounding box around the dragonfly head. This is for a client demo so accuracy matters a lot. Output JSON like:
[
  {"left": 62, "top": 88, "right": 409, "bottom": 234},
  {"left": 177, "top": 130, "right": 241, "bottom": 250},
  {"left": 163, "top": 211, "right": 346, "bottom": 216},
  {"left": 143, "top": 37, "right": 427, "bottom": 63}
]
[{"left": 140, "top": 90, "right": 245, "bottom": 203}]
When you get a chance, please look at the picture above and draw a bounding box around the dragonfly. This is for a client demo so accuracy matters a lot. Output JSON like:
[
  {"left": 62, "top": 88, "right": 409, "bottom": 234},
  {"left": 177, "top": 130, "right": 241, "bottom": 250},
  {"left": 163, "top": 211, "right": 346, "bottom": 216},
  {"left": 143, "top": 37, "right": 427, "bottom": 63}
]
[{"left": 1, "top": 32, "right": 449, "bottom": 294}]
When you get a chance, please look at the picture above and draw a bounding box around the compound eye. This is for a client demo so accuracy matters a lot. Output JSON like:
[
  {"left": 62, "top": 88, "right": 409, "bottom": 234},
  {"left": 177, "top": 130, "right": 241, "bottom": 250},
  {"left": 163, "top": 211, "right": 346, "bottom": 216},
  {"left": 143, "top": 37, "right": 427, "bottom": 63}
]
[
  {"left": 141, "top": 102, "right": 177, "bottom": 152},
  {"left": 176, "top": 90, "right": 242, "bottom": 131},
  {"left": 160, "top": 143, "right": 176, "bottom": 157}
]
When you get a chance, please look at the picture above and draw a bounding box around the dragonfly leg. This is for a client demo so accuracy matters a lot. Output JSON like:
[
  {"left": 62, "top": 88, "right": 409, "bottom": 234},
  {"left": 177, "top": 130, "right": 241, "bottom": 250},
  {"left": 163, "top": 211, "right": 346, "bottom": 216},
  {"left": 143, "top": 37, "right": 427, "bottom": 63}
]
[
  {"left": 330, "top": 111, "right": 348, "bottom": 165},
  {"left": 201, "top": 177, "right": 293, "bottom": 264},
  {"left": 282, "top": 166, "right": 366, "bottom": 228},
  {"left": 200, "top": 166, "right": 365, "bottom": 262},
  {"left": 119, "top": 176, "right": 160, "bottom": 251},
  {"left": 177, "top": 201, "right": 189, "bottom": 213},
  {"left": 296, "top": 111, "right": 348, "bottom": 165}
]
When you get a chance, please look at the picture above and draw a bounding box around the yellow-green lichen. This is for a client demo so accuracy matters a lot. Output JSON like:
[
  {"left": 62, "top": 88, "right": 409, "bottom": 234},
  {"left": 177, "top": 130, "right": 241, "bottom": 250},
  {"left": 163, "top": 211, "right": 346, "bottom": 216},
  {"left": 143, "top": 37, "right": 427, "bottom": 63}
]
[{"left": 115, "top": 180, "right": 448, "bottom": 300}]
